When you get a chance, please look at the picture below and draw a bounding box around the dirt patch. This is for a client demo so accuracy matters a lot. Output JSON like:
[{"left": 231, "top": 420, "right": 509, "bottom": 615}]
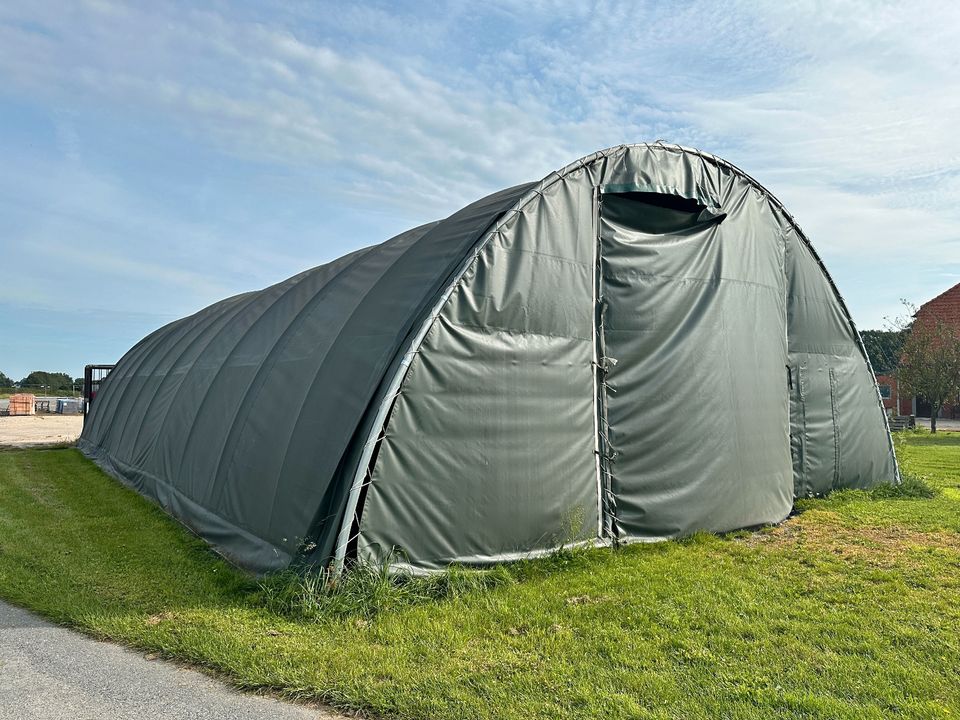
[
  {"left": 145, "top": 612, "right": 177, "bottom": 626},
  {"left": 744, "top": 512, "right": 960, "bottom": 563},
  {"left": 0, "top": 415, "right": 84, "bottom": 448}
]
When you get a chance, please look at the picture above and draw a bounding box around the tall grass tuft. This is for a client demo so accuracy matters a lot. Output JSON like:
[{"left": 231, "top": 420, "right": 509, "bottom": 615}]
[
  {"left": 258, "top": 557, "right": 514, "bottom": 621},
  {"left": 870, "top": 471, "right": 939, "bottom": 500}
]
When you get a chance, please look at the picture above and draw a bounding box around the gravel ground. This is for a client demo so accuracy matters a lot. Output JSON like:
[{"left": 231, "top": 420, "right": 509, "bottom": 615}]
[
  {"left": 0, "top": 600, "right": 339, "bottom": 720},
  {"left": 0, "top": 415, "right": 84, "bottom": 447}
]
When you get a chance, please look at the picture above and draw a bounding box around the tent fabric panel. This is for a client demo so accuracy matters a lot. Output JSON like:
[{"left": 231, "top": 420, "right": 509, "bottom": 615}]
[
  {"left": 80, "top": 254, "right": 357, "bottom": 475},
  {"left": 177, "top": 230, "right": 427, "bottom": 536},
  {"left": 114, "top": 267, "right": 324, "bottom": 470},
  {"left": 599, "top": 182, "right": 793, "bottom": 540},
  {"left": 120, "top": 293, "right": 266, "bottom": 465},
  {"left": 269, "top": 183, "right": 535, "bottom": 552},
  {"left": 78, "top": 243, "right": 405, "bottom": 572},
  {"left": 80, "top": 183, "right": 533, "bottom": 572},
  {"left": 792, "top": 355, "right": 840, "bottom": 496},
  {"left": 78, "top": 439, "right": 291, "bottom": 572},
  {"left": 82, "top": 240, "right": 403, "bottom": 559},
  {"left": 834, "top": 358, "right": 897, "bottom": 488},
  {"left": 82, "top": 309, "right": 208, "bottom": 450},
  {"left": 785, "top": 228, "right": 897, "bottom": 494},
  {"left": 85, "top": 290, "right": 259, "bottom": 469},
  {"left": 358, "top": 186, "right": 598, "bottom": 569},
  {"left": 595, "top": 144, "right": 727, "bottom": 211},
  {"left": 147, "top": 273, "right": 326, "bottom": 508},
  {"left": 358, "top": 320, "right": 597, "bottom": 569}
]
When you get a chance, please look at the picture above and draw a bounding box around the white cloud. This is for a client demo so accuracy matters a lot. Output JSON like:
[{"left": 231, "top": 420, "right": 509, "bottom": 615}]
[{"left": 0, "top": 0, "right": 958, "bottom": 334}]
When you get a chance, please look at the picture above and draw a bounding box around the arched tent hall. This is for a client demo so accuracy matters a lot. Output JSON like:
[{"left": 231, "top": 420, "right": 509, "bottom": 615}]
[{"left": 79, "top": 144, "right": 899, "bottom": 574}]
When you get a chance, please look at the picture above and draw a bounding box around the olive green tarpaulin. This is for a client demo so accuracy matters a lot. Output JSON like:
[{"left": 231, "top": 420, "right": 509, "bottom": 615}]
[{"left": 79, "top": 144, "right": 898, "bottom": 574}]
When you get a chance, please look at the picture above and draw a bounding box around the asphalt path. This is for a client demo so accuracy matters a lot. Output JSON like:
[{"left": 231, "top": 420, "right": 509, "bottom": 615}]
[{"left": 0, "top": 599, "right": 341, "bottom": 720}]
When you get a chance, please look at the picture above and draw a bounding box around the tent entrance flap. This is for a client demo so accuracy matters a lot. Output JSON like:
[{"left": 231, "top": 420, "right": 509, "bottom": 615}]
[{"left": 596, "top": 188, "right": 793, "bottom": 540}]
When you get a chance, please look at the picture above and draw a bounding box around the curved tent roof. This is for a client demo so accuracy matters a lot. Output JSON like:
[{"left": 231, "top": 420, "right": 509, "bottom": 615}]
[{"left": 80, "top": 144, "right": 898, "bottom": 574}]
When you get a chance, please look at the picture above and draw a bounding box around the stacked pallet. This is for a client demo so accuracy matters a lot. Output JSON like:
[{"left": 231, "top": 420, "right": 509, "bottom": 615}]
[
  {"left": 8, "top": 393, "right": 36, "bottom": 416},
  {"left": 888, "top": 415, "right": 916, "bottom": 431}
]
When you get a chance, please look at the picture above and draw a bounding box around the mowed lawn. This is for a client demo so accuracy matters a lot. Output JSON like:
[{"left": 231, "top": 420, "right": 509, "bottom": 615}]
[{"left": 1, "top": 434, "right": 959, "bottom": 720}]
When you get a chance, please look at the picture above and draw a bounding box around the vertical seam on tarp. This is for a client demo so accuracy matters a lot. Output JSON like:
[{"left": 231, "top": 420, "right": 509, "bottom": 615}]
[
  {"left": 829, "top": 367, "right": 841, "bottom": 490},
  {"left": 798, "top": 363, "right": 810, "bottom": 496},
  {"left": 793, "top": 364, "right": 806, "bottom": 496}
]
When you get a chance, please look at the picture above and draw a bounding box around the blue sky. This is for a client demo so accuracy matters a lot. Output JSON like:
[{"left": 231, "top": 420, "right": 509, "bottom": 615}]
[{"left": 1, "top": 0, "right": 959, "bottom": 380}]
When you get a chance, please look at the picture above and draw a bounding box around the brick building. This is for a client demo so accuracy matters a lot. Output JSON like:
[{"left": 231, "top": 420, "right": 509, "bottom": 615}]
[
  {"left": 874, "top": 372, "right": 908, "bottom": 414},
  {"left": 877, "top": 281, "right": 960, "bottom": 418}
]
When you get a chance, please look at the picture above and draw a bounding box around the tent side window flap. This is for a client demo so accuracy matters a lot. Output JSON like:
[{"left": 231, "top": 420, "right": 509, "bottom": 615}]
[{"left": 79, "top": 144, "right": 899, "bottom": 575}]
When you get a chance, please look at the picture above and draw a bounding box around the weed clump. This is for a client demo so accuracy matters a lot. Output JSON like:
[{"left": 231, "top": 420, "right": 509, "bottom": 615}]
[
  {"left": 258, "top": 558, "right": 514, "bottom": 621},
  {"left": 870, "top": 472, "right": 938, "bottom": 500}
]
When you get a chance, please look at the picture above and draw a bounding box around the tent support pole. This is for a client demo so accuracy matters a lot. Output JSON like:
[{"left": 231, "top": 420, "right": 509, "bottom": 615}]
[
  {"left": 591, "top": 186, "right": 604, "bottom": 540},
  {"left": 594, "top": 186, "right": 618, "bottom": 542}
]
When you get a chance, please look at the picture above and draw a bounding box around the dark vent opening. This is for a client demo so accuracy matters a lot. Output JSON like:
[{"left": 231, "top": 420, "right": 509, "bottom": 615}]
[{"left": 602, "top": 191, "right": 725, "bottom": 234}]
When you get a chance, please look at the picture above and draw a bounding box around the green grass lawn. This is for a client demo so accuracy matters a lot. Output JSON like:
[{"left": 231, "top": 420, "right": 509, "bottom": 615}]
[
  {"left": 0, "top": 388, "right": 80, "bottom": 399},
  {"left": 1, "top": 433, "right": 959, "bottom": 719}
]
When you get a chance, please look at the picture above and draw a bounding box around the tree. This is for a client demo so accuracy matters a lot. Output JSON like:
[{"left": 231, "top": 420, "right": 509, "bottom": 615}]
[
  {"left": 893, "top": 302, "right": 960, "bottom": 433},
  {"left": 18, "top": 371, "right": 75, "bottom": 394},
  {"left": 861, "top": 329, "right": 908, "bottom": 374},
  {"left": 0, "top": 371, "right": 14, "bottom": 388}
]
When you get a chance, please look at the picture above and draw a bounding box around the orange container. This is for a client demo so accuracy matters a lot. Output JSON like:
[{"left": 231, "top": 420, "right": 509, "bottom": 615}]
[{"left": 8, "top": 393, "right": 36, "bottom": 416}]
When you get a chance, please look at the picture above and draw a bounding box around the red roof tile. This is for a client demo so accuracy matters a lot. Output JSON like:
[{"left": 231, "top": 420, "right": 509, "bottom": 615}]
[{"left": 916, "top": 281, "right": 960, "bottom": 329}]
